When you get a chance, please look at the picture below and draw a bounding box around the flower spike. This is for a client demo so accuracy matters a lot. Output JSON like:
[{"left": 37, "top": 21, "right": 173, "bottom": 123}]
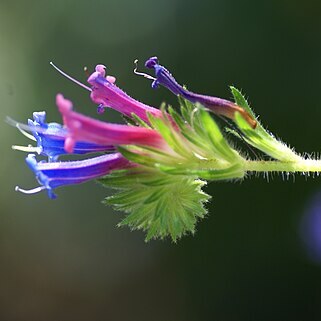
[
  {"left": 144, "top": 56, "right": 257, "bottom": 128},
  {"left": 10, "top": 57, "right": 321, "bottom": 241}
]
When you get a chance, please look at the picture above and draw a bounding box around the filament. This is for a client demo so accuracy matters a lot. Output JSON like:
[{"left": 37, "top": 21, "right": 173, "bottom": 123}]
[
  {"left": 50, "top": 61, "right": 92, "bottom": 92},
  {"left": 12, "top": 145, "right": 41, "bottom": 153},
  {"left": 6, "top": 117, "right": 48, "bottom": 137},
  {"left": 133, "top": 59, "right": 156, "bottom": 81},
  {"left": 16, "top": 123, "right": 37, "bottom": 141},
  {"left": 15, "top": 185, "right": 46, "bottom": 195}
]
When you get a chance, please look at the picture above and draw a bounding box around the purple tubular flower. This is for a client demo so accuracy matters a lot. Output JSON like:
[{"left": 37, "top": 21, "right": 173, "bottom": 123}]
[
  {"left": 145, "top": 56, "right": 257, "bottom": 128},
  {"left": 12, "top": 112, "right": 115, "bottom": 161},
  {"left": 17, "top": 153, "right": 132, "bottom": 199},
  {"left": 87, "top": 64, "right": 163, "bottom": 122},
  {"left": 56, "top": 94, "right": 167, "bottom": 154}
]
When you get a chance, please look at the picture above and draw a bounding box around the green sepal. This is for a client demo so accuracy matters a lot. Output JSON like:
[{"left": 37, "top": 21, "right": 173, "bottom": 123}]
[
  {"left": 130, "top": 113, "right": 151, "bottom": 128},
  {"left": 99, "top": 170, "right": 210, "bottom": 242},
  {"left": 231, "top": 87, "right": 301, "bottom": 162},
  {"left": 147, "top": 112, "right": 190, "bottom": 158},
  {"left": 230, "top": 86, "right": 256, "bottom": 119},
  {"left": 117, "top": 146, "right": 157, "bottom": 167},
  {"left": 198, "top": 108, "right": 240, "bottom": 162}
]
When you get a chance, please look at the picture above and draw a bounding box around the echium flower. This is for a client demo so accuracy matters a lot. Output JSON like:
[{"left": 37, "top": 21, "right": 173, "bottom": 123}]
[
  {"left": 142, "top": 56, "right": 257, "bottom": 128},
  {"left": 11, "top": 58, "right": 321, "bottom": 241}
]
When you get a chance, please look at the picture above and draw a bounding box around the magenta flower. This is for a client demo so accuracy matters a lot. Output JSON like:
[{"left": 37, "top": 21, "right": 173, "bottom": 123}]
[
  {"left": 87, "top": 64, "right": 163, "bottom": 122},
  {"left": 56, "top": 93, "right": 166, "bottom": 153}
]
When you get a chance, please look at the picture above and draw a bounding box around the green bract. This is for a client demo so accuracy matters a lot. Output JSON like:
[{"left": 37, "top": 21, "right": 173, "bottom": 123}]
[
  {"left": 100, "top": 170, "right": 210, "bottom": 241},
  {"left": 97, "top": 87, "right": 321, "bottom": 241}
]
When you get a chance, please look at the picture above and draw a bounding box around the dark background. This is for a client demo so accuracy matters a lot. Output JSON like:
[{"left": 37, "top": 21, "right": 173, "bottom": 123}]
[{"left": 1, "top": 0, "right": 321, "bottom": 320}]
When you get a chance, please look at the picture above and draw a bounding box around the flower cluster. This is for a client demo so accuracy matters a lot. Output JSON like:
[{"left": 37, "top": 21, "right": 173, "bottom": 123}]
[{"left": 11, "top": 57, "right": 321, "bottom": 241}]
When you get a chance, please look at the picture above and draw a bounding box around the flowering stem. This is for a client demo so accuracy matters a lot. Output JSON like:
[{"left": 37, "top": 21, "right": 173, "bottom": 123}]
[{"left": 244, "top": 159, "right": 321, "bottom": 173}]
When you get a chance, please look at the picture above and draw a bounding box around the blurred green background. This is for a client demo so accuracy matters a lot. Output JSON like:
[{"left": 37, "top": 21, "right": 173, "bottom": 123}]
[{"left": 1, "top": 0, "right": 321, "bottom": 320}]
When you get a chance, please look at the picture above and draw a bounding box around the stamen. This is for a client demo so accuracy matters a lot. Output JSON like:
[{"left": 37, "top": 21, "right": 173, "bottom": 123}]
[
  {"left": 84, "top": 66, "right": 89, "bottom": 77},
  {"left": 12, "top": 145, "right": 41, "bottom": 153},
  {"left": 6, "top": 117, "right": 37, "bottom": 141},
  {"left": 16, "top": 124, "right": 37, "bottom": 141},
  {"left": 49, "top": 62, "right": 92, "bottom": 92},
  {"left": 15, "top": 185, "right": 46, "bottom": 195},
  {"left": 133, "top": 59, "right": 156, "bottom": 81}
]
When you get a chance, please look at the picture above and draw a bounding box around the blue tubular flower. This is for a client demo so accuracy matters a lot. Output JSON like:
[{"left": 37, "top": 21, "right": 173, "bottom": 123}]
[
  {"left": 12, "top": 112, "right": 115, "bottom": 161},
  {"left": 143, "top": 56, "right": 257, "bottom": 128},
  {"left": 16, "top": 153, "right": 133, "bottom": 199}
]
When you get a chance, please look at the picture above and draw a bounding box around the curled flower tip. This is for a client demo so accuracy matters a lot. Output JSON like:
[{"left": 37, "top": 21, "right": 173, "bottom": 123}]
[
  {"left": 145, "top": 56, "right": 159, "bottom": 68},
  {"left": 15, "top": 185, "right": 46, "bottom": 195},
  {"left": 49, "top": 61, "right": 92, "bottom": 92},
  {"left": 95, "top": 64, "right": 106, "bottom": 77}
]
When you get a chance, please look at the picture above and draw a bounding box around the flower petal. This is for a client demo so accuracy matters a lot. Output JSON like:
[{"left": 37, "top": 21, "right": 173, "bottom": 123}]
[
  {"left": 56, "top": 94, "right": 166, "bottom": 153},
  {"left": 87, "top": 65, "right": 162, "bottom": 122},
  {"left": 23, "top": 153, "right": 132, "bottom": 198}
]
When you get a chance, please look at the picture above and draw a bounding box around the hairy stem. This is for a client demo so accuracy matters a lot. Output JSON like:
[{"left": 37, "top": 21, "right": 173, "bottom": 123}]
[{"left": 244, "top": 159, "right": 321, "bottom": 173}]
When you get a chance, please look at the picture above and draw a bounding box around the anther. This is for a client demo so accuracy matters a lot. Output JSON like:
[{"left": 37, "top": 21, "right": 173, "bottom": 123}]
[
  {"left": 15, "top": 185, "right": 46, "bottom": 195},
  {"left": 97, "top": 104, "right": 105, "bottom": 114},
  {"left": 84, "top": 66, "right": 89, "bottom": 77}
]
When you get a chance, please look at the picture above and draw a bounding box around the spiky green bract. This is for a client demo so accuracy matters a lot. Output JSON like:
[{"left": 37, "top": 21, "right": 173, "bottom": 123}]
[
  {"left": 230, "top": 87, "right": 301, "bottom": 162},
  {"left": 98, "top": 101, "right": 247, "bottom": 241},
  {"left": 99, "top": 169, "right": 210, "bottom": 242},
  {"left": 117, "top": 100, "right": 246, "bottom": 181}
]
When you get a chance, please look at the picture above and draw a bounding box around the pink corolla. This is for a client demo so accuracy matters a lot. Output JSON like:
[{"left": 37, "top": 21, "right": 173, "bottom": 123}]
[
  {"left": 56, "top": 94, "right": 166, "bottom": 153},
  {"left": 87, "top": 64, "right": 163, "bottom": 122}
]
